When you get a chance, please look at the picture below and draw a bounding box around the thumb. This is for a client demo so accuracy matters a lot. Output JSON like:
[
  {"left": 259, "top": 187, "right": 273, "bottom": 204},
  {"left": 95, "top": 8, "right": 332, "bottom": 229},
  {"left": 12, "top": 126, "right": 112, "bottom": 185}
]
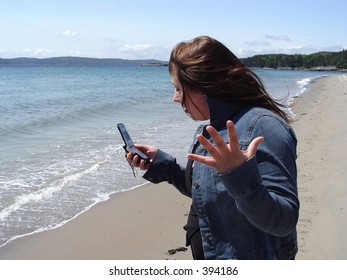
[{"left": 245, "top": 136, "right": 264, "bottom": 158}]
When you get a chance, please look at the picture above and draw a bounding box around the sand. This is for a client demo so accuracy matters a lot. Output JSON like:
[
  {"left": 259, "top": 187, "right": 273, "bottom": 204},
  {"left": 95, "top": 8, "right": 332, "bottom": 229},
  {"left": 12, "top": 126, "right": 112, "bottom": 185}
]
[
  {"left": 293, "top": 74, "right": 347, "bottom": 259},
  {"left": 0, "top": 74, "right": 346, "bottom": 260}
]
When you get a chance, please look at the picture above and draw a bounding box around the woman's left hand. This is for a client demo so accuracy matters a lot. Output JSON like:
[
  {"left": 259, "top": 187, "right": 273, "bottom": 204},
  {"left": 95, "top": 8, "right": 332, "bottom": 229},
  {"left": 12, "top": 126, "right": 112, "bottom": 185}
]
[{"left": 187, "top": 120, "right": 264, "bottom": 174}]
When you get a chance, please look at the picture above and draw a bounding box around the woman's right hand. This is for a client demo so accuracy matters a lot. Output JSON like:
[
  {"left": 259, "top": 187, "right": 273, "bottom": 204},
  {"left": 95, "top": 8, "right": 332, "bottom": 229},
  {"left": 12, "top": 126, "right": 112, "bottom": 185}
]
[{"left": 126, "top": 144, "right": 157, "bottom": 171}]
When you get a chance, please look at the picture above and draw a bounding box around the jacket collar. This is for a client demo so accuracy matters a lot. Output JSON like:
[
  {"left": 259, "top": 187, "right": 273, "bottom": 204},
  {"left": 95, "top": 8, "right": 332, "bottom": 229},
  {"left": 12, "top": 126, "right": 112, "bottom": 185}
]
[{"left": 206, "top": 97, "right": 245, "bottom": 130}]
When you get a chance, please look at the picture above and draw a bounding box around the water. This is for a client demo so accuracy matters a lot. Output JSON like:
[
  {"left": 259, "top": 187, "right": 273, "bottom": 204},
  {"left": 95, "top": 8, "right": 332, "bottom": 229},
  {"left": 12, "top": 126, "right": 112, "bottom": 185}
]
[{"left": 0, "top": 64, "right": 342, "bottom": 248}]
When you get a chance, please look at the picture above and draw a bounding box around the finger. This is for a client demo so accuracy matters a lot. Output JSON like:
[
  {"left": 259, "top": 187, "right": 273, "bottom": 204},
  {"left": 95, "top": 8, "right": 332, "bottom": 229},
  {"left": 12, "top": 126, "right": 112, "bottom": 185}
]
[
  {"left": 246, "top": 136, "right": 264, "bottom": 157},
  {"left": 226, "top": 120, "right": 240, "bottom": 150},
  {"left": 126, "top": 152, "right": 133, "bottom": 163},
  {"left": 196, "top": 134, "right": 211, "bottom": 148},
  {"left": 205, "top": 126, "right": 230, "bottom": 155},
  {"left": 196, "top": 134, "right": 221, "bottom": 159},
  {"left": 187, "top": 153, "right": 217, "bottom": 168},
  {"left": 134, "top": 144, "right": 157, "bottom": 158},
  {"left": 132, "top": 155, "right": 140, "bottom": 166},
  {"left": 139, "top": 159, "right": 149, "bottom": 170}
]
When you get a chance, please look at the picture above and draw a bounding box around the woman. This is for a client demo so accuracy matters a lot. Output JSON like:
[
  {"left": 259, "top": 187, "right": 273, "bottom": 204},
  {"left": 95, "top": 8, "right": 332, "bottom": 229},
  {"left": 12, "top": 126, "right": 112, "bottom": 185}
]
[{"left": 126, "top": 36, "right": 299, "bottom": 260}]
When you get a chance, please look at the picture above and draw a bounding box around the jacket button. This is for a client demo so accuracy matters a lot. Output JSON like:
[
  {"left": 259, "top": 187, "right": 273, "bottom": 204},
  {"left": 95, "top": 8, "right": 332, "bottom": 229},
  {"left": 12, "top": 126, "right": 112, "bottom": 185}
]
[
  {"left": 193, "top": 181, "right": 200, "bottom": 189},
  {"left": 203, "top": 234, "right": 212, "bottom": 241}
]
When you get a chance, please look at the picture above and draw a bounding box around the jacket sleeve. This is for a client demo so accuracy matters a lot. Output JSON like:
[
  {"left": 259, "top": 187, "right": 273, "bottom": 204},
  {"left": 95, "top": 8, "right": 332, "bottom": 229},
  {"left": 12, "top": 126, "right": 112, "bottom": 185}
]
[
  {"left": 143, "top": 149, "right": 192, "bottom": 197},
  {"left": 220, "top": 115, "right": 299, "bottom": 237}
]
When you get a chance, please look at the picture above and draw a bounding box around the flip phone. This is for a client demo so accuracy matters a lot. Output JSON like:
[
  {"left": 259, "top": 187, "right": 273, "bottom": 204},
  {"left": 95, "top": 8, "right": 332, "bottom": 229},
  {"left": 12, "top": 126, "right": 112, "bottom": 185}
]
[{"left": 117, "top": 123, "right": 149, "bottom": 163}]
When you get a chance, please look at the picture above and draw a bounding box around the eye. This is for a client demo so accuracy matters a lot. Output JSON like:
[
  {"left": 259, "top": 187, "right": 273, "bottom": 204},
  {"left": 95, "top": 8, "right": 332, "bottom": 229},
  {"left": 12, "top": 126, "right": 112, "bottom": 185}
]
[
  {"left": 172, "top": 85, "right": 180, "bottom": 93},
  {"left": 171, "top": 81, "right": 180, "bottom": 92}
]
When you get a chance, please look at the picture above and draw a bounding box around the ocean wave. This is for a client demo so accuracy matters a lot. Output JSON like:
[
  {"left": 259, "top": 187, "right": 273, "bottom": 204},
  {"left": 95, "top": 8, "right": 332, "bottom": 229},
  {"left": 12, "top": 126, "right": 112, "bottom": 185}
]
[
  {"left": 0, "top": 102, "right": 127, "bottom": 139},
  {"left": 0, "top": 159, "right": 108, "bottom": 222},
  {"left": 295, "top": 75, "right": 328, "bottom": 97},
  {"left": 296, "top": 77, "right": 312, "bottom": 96},
  {"left": 0, "top": 181, "right": 149, "bottom": 249}
]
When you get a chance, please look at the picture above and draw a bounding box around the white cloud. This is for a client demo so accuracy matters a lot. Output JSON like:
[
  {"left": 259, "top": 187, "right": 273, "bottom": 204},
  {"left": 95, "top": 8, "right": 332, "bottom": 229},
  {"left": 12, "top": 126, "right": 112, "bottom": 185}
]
[
  {"left": 0, "top": 48, "right": 29, "bottom": 58},
  {"left": 283, "top": 46, "right": 316, "bottom": 54},
  {"left": 118, "top": 43, "right": 153, "bottom": 53},
  {"left": 319, "top": 45, "right": 346, "bottom": 52},
  {"left": 34, "top": 48, "right": 53, "bottom": 57},
  {"left": 236, "top": 48, "right": 262, "bottom": 58},
  {"left": 59, "top": 30, "right": 80, "bottom": 41},
  {"left": 0, "top": 48, "right": 54, "bottom": 58},
  {"left": 116, "top": 43, "right": 169, "bottom": 60},
  {"left": 264, "top": 34, "right": 292, "bottom": 42},
  {"left": 67, "top": 50, "right": 104, "bottom": 57},
  {"left": 22, "top": 48, "right": 31, "bottom": 56}
]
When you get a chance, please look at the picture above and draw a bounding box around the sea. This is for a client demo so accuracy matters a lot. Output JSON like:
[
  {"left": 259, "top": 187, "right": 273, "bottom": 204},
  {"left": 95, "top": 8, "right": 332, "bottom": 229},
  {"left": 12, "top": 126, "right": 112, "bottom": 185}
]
[{"left": 0, "top": 64, "right": 343, "bottom": 248}]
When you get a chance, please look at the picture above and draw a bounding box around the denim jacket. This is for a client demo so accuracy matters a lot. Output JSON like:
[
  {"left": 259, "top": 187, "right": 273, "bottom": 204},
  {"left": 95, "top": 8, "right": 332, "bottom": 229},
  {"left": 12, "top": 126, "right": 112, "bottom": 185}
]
[{"left": 143, "top": 97, "right": 299, "bottom": 259}]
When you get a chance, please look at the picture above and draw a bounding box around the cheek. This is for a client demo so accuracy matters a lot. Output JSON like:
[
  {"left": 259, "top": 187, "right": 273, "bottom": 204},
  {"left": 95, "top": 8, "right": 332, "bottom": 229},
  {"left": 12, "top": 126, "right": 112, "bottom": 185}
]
[
  {"left": 188, "top": 95, "right": 210, "bottom": 120},
  {"left": 196, "top": 97, "right": 210, "bottom": 116}
]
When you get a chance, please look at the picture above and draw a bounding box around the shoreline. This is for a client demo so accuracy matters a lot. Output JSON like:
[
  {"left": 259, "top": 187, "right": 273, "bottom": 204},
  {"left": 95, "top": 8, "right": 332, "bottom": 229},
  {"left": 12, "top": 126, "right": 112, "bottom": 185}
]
[
  {"left": 292, "top": 74, "right": 347, "bottom": 259},
  {"left": 0, "top": 74, "right": 346, "bottom": 259},
  {"left": 0, "top": 182, "right": 192, "bottom": 260}
]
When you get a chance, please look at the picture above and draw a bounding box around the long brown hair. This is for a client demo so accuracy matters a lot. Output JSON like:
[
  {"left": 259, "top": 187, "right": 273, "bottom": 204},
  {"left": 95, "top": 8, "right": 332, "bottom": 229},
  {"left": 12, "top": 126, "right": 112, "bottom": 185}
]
[{"left": 169, "top": 36, "right": 291, "bottom": 123}]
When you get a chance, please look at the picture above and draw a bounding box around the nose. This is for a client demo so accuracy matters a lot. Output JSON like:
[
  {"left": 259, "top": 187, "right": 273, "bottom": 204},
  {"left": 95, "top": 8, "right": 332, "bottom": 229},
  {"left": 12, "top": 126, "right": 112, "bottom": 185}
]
[{"left": 173, "top": 91, "right": 181, "bottom": 103}]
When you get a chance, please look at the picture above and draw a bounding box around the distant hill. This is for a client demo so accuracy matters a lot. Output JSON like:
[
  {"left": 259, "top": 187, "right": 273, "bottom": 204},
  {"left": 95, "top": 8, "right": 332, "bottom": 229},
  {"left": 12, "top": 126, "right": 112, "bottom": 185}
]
[
  {"left": 2, "top": 51, "right": 347, "bottom": 71},
  {"left": 0, "top": 57, "right": 168, "bottom": 66},
  {"left": 241, "top": 50, "right": 347, "bottom": 70}
]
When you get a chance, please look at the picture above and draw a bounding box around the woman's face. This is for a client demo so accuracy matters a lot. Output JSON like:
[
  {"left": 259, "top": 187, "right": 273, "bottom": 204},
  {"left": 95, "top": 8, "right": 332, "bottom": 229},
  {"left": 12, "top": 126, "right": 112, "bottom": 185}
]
[{"left": 171, "top": 75, "right": 210, "bottom": 121}]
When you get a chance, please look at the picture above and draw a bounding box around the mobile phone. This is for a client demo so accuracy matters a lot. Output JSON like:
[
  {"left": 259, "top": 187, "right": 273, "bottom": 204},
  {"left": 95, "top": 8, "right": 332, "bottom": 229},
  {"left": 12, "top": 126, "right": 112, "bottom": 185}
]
[{"left": 117, "top": 123, "right": 149, "bottom": 163}]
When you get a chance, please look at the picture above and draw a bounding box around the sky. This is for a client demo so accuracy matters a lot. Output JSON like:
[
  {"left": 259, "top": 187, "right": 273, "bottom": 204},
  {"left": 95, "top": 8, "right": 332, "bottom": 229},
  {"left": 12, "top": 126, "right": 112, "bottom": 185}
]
[{"left": 1, "top": 0, "right": 346, "bottom": 60}]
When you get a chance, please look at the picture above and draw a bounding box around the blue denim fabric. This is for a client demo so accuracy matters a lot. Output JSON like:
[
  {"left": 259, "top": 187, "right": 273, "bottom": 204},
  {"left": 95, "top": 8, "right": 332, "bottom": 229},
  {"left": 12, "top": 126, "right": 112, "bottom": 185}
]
[{"left": 144, "top": 98, "right": 299, "bottom": 259}]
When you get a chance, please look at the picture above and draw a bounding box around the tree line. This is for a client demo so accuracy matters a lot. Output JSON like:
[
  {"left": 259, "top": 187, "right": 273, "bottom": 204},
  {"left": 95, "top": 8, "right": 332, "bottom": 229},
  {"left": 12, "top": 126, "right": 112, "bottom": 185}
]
[{"left": 241, "top": 50, "right": 347, "bottom": 70}]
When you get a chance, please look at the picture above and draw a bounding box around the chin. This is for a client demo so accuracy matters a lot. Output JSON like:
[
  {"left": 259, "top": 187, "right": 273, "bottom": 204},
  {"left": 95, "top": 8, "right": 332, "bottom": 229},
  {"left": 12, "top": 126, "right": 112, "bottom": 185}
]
[{"left": 192, "top": 116, "right": 209, "bottom": 121}]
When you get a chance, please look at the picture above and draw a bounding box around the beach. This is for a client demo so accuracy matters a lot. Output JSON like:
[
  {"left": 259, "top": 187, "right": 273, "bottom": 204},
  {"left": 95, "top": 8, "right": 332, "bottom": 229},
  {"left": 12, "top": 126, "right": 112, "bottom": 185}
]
[
  {"left": 293, "top": 74, "right": 347, "bottom": 259},
  {"left": 0, "top": 74, "right": 346, "bottom": 260}
]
